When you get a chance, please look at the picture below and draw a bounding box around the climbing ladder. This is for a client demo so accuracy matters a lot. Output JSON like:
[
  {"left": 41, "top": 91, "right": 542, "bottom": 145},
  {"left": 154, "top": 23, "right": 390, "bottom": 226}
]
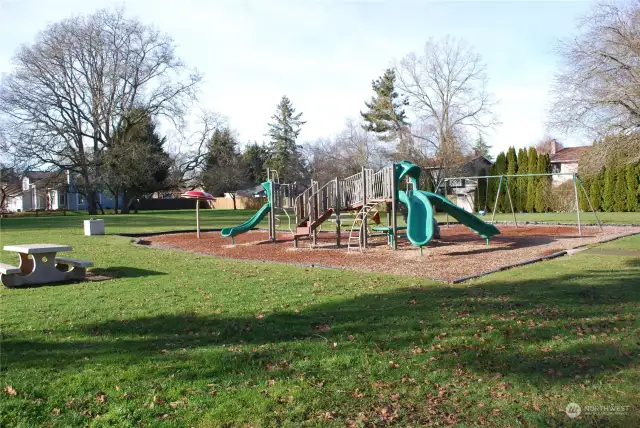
[{"left": 347, "top": 201, "right": 380, "bottom": 252}]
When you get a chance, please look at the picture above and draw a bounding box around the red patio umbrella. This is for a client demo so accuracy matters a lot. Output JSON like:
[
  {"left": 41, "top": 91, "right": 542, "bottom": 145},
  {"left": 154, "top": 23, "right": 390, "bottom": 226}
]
[{"left": 182, "top": 191, "right": 214, "bottom": 239}]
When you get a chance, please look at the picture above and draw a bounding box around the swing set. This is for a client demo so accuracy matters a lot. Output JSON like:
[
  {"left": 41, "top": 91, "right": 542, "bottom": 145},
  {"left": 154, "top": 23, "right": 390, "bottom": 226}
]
[{"left": 438, "top": 172, "right": 602, "bottom": 236}]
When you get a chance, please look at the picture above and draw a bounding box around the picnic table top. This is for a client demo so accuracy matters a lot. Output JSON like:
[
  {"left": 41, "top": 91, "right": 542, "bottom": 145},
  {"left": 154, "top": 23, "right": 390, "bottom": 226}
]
[{"left": 3, "top": 244, "right": 73, "bottom": 254}]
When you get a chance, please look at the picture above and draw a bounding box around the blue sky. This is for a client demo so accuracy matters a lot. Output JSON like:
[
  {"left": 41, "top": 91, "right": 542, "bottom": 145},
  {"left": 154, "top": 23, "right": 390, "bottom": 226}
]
[{"left": 0, "top": 0, "right": 594, "bottom": 156}]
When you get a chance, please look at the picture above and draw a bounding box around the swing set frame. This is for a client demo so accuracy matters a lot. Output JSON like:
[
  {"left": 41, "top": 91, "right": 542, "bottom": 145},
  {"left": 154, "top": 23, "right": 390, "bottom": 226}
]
[{"left": 438, "top": 172, "right": 602, "bottom": 236}]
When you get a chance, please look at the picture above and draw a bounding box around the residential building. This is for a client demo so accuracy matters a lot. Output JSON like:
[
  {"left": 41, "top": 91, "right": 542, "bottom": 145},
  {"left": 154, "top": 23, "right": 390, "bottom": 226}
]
[{"left": 548, "top": 140, "right": 589, "bottom": 185}]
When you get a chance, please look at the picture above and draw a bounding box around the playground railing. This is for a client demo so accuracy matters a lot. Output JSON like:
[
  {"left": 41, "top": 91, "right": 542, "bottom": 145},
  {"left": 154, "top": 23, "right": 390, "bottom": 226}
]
[
  {"left": 272, "top": 182, "right": 298, "bottom": 209},
  {"left": 367, "top": 166, "right": 393, "bottom": 201},
  {"left": 340, "top": 171, "right": 363, "bottom": 207},
  {"left": 307, "top": 179, "right": 338, "bottom": 223},
  {"left": 294, "top": 181, "right": 318, "bottom": 224}
]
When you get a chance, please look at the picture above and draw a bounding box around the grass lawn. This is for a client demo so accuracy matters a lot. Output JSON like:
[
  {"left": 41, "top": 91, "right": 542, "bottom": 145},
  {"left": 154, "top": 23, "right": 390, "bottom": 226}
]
[{"left": 1, "top": 212, "right": 639, "bottom": 426}]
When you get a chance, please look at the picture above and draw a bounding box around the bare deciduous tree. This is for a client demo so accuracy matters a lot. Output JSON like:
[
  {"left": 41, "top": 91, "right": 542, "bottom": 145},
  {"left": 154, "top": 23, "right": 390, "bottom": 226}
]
[
  {"left": 549, "top": 1, "right": 640, "bottom": 136},
  {"left": 0, "top": 8, "right": 201, "bottom": 214},
  {"left": 395, "top": 36, "right": 498, "bottom": 185}
]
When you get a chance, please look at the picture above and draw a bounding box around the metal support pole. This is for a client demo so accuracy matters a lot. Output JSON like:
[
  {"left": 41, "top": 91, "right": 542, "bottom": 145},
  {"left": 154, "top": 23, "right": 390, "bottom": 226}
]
[
  {"left": 362, "top": 167, "right": 368, "bottom": 249},
  {"left": 196, "top": 199, "right": 201, "bottom": 239},
  {"left": 391, "top": 164, "right": 398, "bottom": 250},
  {"left": 491, "top": 176, "right": 503, "bottom": 225},
  {"left": 445, "top": 178, "right": 449, "bottom": 227},
  {"left": 577, "top": 175, "right": 603, "bottom": 231},
  {"left": 269, "top": 181, "right": 276, "bottom": 241},
  {"left": 572, "top": 173, "right": 582, "bottom": 236},
  {"left": 505, "top": 176, "right": 518, "bottom": 227},
  {"left": 335, "top": 178, "right": 341, "bottom": 247}
]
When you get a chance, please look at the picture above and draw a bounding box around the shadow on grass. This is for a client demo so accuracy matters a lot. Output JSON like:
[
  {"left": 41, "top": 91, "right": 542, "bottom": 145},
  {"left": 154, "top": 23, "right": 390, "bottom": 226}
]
[
  {"left": 89, "top": 266, "right": 167, "bottom": 278},
  {"left": 4, "top": 266, "right": 639, "bottom": 383}
]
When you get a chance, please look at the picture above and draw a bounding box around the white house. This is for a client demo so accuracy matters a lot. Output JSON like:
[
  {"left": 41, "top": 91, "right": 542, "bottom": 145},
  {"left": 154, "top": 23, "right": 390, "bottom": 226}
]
[{"left": 5, "top": 170, "right": 122, "bottom": 212}]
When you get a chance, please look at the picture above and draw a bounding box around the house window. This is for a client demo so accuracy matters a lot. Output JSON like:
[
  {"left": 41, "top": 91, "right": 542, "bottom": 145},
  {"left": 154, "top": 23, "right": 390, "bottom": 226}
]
[
  {"left": 78, "top": 194, "right": 85, "bottom": 206},
  {"left": 22, "top": 178, "right": 29, "bottom": 191},
  {"left": 551, "top": 163, "right": 561, "bottom": 174},
  {"left": 58, "top": 191, "right": 66, "bottom": 208}
]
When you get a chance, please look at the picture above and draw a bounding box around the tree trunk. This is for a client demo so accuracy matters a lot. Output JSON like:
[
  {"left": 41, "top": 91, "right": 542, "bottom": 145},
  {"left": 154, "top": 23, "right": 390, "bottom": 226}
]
[
  {"left": 113, "top": 187, "right": 120, "bottom": 214},
  {"left": 87, "top": 189, "right": 98, "bottom": 215},
  {"left": 121, "top": 189, "right": 131, "bottom": 214},
  {"left": 97, "top": 201, "right": 105, "bottom": 215},
  {"left": 232, "top": 194, "right": 237, "bottom": 210}
]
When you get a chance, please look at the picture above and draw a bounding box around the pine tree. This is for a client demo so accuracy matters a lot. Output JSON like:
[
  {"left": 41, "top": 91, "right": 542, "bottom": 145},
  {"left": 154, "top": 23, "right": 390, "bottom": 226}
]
[
  {"left": 360, "top": 69, "right": 408, "bottom": 141},
  {"left": 534, "top": 153, "right": 550, "bottom": 212},
  {"left": 266, "top": 96, "right": 306, "bottom": 183},
  {"left": 493, "top": 152, "right": 507, "bottom": 212},
  {"left": 201, "top": 127, "right": 247, "bottom": 209},
  {"left": 526, "top": 148, "right": 538, "bottom": 212},
  {"left": 505, "top": 147, "right": 517, "bottom": 212},
  {"left": 475, "top": 167, "right": 488, "bottom": 212},
  {"left": 589, "top": 171, "right": 602, "bottom": 211},
  {"left": 516, "top": 147, "right": 528, "bottom": 212},
  {"left": 613, "top": 167, "right": 627, "bottom": 211},
  {"left": 486, "top": 164, "right": 496, "bottom": 211},
  {"left": 626, "top": 164, "right": 639, "bottom": 212},
  {"left": 472, "top": 135, "right": 493, "bottom": 161},
  {"left": 603, "top": 167, "right": 615, "bottom": 212},
  {"left": 578, "top": 177, "right": 590, "bottom": 211},
  {"left": 242, "top": 142, "right": 269, "bottom": 185}
]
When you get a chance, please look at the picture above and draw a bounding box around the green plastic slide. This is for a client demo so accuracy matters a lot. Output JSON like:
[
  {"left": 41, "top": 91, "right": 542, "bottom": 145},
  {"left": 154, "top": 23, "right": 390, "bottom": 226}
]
[
  {"left": 221, "top": 181, "right": 272, "bottom": 238},
  {"left": 421, "top": 191, "right": 500, "bottom": 239},
  {"left": 398, "top": 190, "right": 435, "bottom": 247},
  {"left": 220, "top": 202, "right": 271, "bottom": 238}
]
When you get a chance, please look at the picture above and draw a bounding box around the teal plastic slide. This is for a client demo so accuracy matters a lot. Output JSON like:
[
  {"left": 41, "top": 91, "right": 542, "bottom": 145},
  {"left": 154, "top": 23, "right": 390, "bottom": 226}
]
[
  {"left": 398, "top": 190, "right": 435, "bottom": 247},
  {"left": 221, "top": 181, "right": 272, "bottom": 239},
  {"left": 395, "top": 160, "right": 500, "bottom": 248}
]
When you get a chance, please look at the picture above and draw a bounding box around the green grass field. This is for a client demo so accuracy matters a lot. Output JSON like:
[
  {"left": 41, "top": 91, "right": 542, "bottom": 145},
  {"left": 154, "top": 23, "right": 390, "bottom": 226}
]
[{"left": 1, "top": 211, "right": 639, "bottom": 426}]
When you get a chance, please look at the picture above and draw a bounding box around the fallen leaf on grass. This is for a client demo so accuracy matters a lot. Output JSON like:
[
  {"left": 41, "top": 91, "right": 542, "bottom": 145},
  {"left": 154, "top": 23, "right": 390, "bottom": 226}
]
[
  {"left": 3, "top": 386, "right": 17, "bottom": 396},
  {"left": 95, "top": 392, "right": 107, "bottom": 403},
  {"left": 52, "top": 408, "right": 61, "bottom": 415}
]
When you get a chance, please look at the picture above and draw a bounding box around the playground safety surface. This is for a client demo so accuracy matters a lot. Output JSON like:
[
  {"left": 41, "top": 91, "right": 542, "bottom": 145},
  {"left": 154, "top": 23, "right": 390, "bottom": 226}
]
[{"left": 145, "top": 224, "right": 640, "bottom": 282}]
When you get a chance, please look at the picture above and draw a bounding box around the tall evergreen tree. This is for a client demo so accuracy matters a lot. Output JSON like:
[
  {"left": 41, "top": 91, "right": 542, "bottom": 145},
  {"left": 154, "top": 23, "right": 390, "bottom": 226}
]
[
  {"left": 201, "top": 128, "right": 247, "bottom": 209},
  {"left": 493, "top": 151, "right": 507, "bottom": 212},
  {"left": 242, "top": 142, "right": 269, "bottom": 185},
  {"left": 486, "top": 164, "right": 497, "bottom": 211},
  {"left": 516, "top": 147, "right": 528, "bottom": 212},
  {"left": 266, "top": 96, "right": 306, "bottom": 183},
  {"left": 104, "top": 108, "right": 171, "bottom": 213},
  {"left": 505, "top": 147, "right": 517, "bottom": 212},
  {"left": 613, "top": 167, "right": 627, "bottom": 211},
  {"left": 626, "top": 164, "right": 639, "bottom": 212},
  {"left": 526, "top": 147, "right": 538, "bottom": 212},
  {"left": 475, "top": 167, "right": 488, "bottom": 212},
  {"left": 360, "top": 69, "right": 408, "bottom": 141},
  {"left": 472, "top": 135, "right": 493, "bottom": 160},
  {"left": 602, "top": 167, "right": 615, "bottom": 212},
  {"left": 578, "top": 177, "right": 590, "bottom": 211},
  {"left": 589, "top": 171, "right": 603, "bottom": 211},
  {"left": 534, "top": 153, "right": 550, "bottom": 212}
]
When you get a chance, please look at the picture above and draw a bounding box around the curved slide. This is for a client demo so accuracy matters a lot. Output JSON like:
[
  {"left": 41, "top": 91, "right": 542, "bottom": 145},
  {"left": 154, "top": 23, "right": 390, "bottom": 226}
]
[
  {"left": 398, "top": 190, "right": 435, "bottom": 247},
  {"left": 220, "top": 202, "right": 271, "bottom": 238},
  {"left": 399, "top": 190, "right": 500, "bottom": 248}
]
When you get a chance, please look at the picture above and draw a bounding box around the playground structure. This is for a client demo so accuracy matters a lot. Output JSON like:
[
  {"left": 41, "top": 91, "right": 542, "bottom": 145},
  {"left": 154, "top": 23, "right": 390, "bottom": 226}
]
[{"left": 221, "top": 161, "right": 501, "bottom": 252}]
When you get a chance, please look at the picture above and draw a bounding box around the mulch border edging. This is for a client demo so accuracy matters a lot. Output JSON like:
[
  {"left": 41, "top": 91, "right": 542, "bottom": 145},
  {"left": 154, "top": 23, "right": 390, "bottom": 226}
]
[
  {"left": 450, "top": 230, "right": 640, "bottom": 284},
  {"left": 116, "top": 228, "right": 222, "bottom": 238}
]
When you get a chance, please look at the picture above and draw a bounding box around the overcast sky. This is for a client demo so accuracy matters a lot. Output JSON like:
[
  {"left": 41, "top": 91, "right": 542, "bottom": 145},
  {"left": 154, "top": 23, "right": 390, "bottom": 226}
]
[{"left": 0, "top": 0, "right": 594, "bottom": 156}]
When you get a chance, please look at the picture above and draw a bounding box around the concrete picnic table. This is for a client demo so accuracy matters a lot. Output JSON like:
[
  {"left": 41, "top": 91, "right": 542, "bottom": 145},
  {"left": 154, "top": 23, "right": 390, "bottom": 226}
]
[{"left": 0, "top": 244, "right": 93, "bottom": 287}]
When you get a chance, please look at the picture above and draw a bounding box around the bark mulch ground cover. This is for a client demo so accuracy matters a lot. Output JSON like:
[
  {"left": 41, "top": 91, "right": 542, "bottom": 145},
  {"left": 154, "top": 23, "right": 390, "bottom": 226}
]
[{"left": 144, "top": 224, "right": 640, "bottom": 282}]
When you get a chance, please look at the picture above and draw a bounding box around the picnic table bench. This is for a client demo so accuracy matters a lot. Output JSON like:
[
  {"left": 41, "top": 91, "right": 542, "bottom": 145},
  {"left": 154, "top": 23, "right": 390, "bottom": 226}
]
[{"left": 0, "top": 244, "right": 93, "bottom": 288}]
